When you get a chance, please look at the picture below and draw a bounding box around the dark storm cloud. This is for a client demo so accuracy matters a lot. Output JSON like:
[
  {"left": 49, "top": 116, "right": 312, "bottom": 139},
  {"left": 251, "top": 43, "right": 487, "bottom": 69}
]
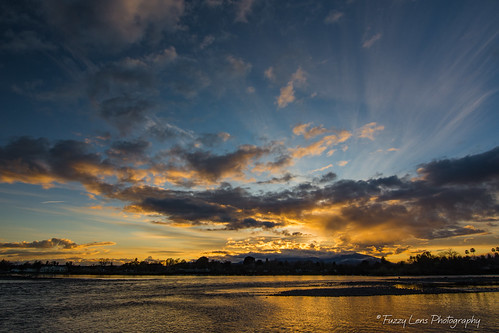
[
  {"left": 86, "top": 58, "right": 158, "bottom": 135},
  {"left": 41, "top": 0, "right": 185, "bottom": 50},
  {"left": 172, "top": 144, "right": 272, "bottom": 182},
  {"left": 253, "top": 154, "right": 294, "bottom": 174},
  {"left": 430, "top": 226, "right": 486, "bottom": 239},
  {"left": 417, "top": 146, "right": 499, "bottom": 186},
  {"left": 0, "top": 136, "right": 140, "bottom": 191},
  {"left": 314, "top": 172, "right": 337, "bottom": 184},
  {"left": 224, "top": 218, "right": 284, "bottom": 230},
  {"left": 125, "top": 189, "right": 284, "bottom": 231},
  {"left": 135, "top": 196, "right": 237, "bottom": 223},
  {"left": 256, "top": 173, "right": 294, "bottom": 185},
  {"left": 1, "top": 136, "right": 498, "bottom": 237},
  {"left": 99, "top": 96, "right": 155, "bottom": 135},
  {"left": 88, "top": 60, "right": 155, "bottom": 99},
  {"left": 0, "top": 238, "right": 114, "bottom": 249},
  {"left": 107, "top": 139, "right": 151, "bottom": 162},
  {"left": 86, "top": 58, "right": 196, "bottom": 139},
  {"left": 317, "top": 179, "right": 382, "bottom": 203}
]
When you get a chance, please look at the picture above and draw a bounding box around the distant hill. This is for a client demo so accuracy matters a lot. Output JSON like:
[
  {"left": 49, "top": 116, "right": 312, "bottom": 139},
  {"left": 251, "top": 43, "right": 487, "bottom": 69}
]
[{"left": 232, "top": 252, "right": 381, "bottom": 265}]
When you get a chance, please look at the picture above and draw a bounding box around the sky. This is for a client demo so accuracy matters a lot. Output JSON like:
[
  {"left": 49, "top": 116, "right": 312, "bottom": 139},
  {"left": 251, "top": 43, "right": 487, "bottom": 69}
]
[{"left": 1, "top": 0, "right": 499, "bottom": 264}]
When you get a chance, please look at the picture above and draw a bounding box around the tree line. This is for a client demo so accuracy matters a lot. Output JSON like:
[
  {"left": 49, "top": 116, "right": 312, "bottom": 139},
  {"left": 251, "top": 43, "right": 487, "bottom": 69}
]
[{"left": 1, "top": 248, "right": 499, "bottom": 276}]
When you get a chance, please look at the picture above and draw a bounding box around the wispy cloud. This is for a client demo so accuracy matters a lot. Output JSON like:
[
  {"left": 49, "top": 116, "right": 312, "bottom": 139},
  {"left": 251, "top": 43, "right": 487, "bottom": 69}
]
[
  {"left": 235, "top": 0, "right": 255, "bottom": 23},
  {"left": 324, "top": 11, "right": 344, "bottom": 24},
  {"left": 264, "top": 66, "right": 275, "bottom": 81},
  {"left": 276, "top": 67, "right": 307, "bottom": 108},
  {"left": 277, "top": 83, "right": 295, "bottom": 108},
  {"left": 362, "top": 32, "right": 382, "bottom": 48},
  {"left": 200, "top": 35, "right": 215, "bottom": 49},
  {"left": 357, "top": 122, "right": 384, "bottom": 140},
  {"left": 293, "top": 123, "right": 328, "bottom": 139},
  {"left": 310, "top": 164, "right": 334, "bottom": 173},
  {"left": 291, "top": 131, "right": 352, "bottom": 159},
  {"left": 226, "top": 55, "right": 252, "bottom": 76}
]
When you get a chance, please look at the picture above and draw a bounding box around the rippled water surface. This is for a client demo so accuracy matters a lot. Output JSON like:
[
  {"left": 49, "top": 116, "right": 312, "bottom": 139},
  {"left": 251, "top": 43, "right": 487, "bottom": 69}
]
[{"left": 0, "top": 275, "right": 497, "bottom": 332}]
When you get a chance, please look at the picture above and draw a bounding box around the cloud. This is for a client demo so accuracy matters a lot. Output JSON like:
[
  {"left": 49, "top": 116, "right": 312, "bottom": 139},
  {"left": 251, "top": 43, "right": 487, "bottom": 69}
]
[
  {"left": 264, "top": 66, "right": 275, "bottom": 81},
  {"left": 146, "top": 119, "right": 195, "bottom": 142},
  {"left": 1, "top": 30, "right": 57, "bottom": 52},
  {"left": 226, "top": 55, "right": 252, "bottom": 76},
  {"left": 99, "top": 96, "right": 155, "bottom": 136},
  {"left": 292, "top": 131, "right": 352, "bottom": 159},
  {"left": 87, "top": 58, "right": 158, "bottom": 135},
  {"left": 256, "top": 173, "right": 294, "bottom": 185},
  {"left": 0, "top": 136, "right": 144, "bottom": 192},
  {"left": 252, "top": 154, "right": 294, "bottom": 174},
  {"left": 291, "top": 67, "right": 307, "bottom": 86},
  {"left": 357, "top": 122, "right": 384, "bottom": 140},
  {"left": 310, "top": 164, "right": 334, "bottom": 174},
  {"left": 0, "top": 135, "right": 283, "bottom": 191},
  {"left": 0, "top": 238, "right": 115, "bottom": 249},
  {"left": 362, "top": 32, "right": 382, "bottom": 48},
  {"left": 337, "top": 160, "right": 349, "bottom": 167},
  {"left": 145, "top": 46, "right": 178, "bottom": 66},
  {"left": 234, "top": 0, "right": 255, "bottom": 23},
  {"left": 1, "top": 135, "right": 498, "bottom": 246},
  {"left": 200, "top": 35, "right": 215, "bottom": 49},
  {"left": 276, "top": 67, "right": 307, "bottom": 109},
  {"left": 128, "top": 196, "right": 236, "bottom": 225},
  {"left": 293, "top": 123, "right": 328, "bottom": 139},
  {"left": 171, "top": 144, "right": 273, "bottom": 182},
  {"left": 417, "top": 146, "right": 499, "bottom": 186},
  {"left": 315, "top": 172, "right": 337, "bottom": 184},
  {"left": 195, "top": 132, "right": 231, "bottom": 148},
  {"left": 42, "top": 0, "right": 185, "bottom": 50},
  {"left": 0, "top": 238, "right": 116, "bottom": 259},
  {"left": 277, "top": 83, "right": 295, "bottom": 108},
  {"left": 205, "top": 0, "right": 224, "bottom": 7},
  {"left": 107, "top": 139, "right": 151, "bottom": 163},
  {"left": 224, "top": 218, "right": 284, "bottom": 231},
  {"left": 324, "top": 11, "right": 344, "bottom": 24},
  {"left": 217, "top": 235, "right": 339, "bottom": 259}
]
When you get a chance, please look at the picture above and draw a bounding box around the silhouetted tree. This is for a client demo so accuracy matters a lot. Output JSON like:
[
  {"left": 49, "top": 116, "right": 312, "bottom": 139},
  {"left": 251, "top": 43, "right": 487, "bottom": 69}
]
[
  {"left": 99, "top": 258, "right": 110, "bottom": 266},
  {"left": 440, "top": 249, "right": 459, "bottom": 259},
  {"left": 243, "top": 256, "right": 255, "bottom": 265},
  {"left": 195, "top": 256, "right": 209, "bottom": 268}
]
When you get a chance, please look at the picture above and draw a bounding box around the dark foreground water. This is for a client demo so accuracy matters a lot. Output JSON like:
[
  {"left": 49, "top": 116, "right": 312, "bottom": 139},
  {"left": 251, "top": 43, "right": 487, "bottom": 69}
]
[{"left": 0, "top": 275, "right": 497, "bottom": 332}]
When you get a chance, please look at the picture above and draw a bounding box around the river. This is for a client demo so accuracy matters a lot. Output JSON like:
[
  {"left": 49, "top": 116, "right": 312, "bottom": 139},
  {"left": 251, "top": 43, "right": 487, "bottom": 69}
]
[{"left": 0, "top": 275, "right": 497, "bottom": 332}]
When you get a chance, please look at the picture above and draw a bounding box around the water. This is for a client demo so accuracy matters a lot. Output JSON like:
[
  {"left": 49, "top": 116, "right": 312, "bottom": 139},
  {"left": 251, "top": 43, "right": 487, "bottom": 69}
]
[{"left": 0, "top": 275, "right": 497, "bottom": 332}]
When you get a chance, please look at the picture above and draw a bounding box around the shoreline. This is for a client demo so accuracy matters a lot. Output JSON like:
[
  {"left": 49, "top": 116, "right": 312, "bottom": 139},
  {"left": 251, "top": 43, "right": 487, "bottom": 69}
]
[
  {"left": 275, "top": 276, "right": 499, "bottom": 297},
  {"left": 276, "top": 286, "right": 499, "bottom": 297}
]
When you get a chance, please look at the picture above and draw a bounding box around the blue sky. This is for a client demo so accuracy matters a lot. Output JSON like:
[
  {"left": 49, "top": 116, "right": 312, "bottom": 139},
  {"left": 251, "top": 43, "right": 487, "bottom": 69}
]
[{"left": 1, "top": 0, "right": 499, "bottom": 263}]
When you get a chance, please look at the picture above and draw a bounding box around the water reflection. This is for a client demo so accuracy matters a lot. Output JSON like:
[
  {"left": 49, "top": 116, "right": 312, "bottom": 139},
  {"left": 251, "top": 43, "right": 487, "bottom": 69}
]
[{"left": 0, "top": 276, "right": 497, "bottom": 332}]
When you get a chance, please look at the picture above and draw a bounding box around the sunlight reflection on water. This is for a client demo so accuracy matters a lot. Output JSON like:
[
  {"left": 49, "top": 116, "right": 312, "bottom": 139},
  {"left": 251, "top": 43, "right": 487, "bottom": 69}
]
[{"left": 0, "top": 276, "right": 497, "bottom": 332}]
